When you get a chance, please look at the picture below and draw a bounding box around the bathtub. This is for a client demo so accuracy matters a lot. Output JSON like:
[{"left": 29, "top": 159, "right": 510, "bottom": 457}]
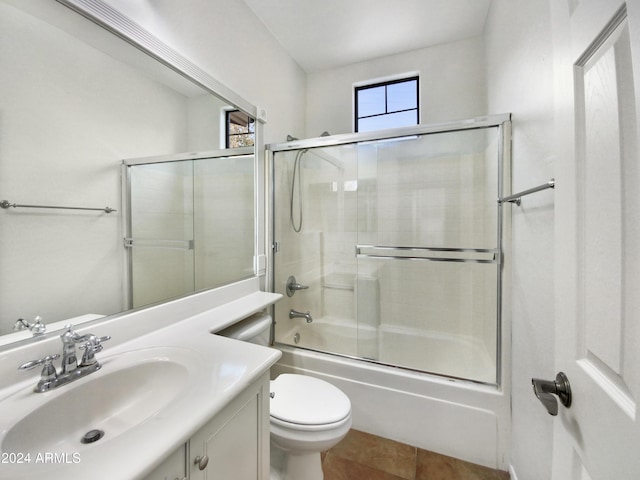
[
  {"left": 272, "top": 318, "right": 510, "bottom": 470},
  {"left": 275, "top": 318, "right": 496, "bottom": 384}
]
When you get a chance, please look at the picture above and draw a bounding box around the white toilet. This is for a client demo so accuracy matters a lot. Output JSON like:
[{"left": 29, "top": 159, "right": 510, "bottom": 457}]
[{"left": 218, "top": 314, "right": 352, "bottom": 480}]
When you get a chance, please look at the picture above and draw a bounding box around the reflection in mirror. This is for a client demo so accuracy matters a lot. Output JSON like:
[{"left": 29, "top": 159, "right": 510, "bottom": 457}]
[
  {"left": 125, "top": 149, "right": 255, "bottom": 308},
  {"left": 0, "top": 1, "right": 257, "bottom": 338}
]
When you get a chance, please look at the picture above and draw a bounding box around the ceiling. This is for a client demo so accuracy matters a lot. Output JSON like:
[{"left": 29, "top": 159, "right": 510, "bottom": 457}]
[{"left": 242, "top": 0, "right": 492, "bottom": 73}]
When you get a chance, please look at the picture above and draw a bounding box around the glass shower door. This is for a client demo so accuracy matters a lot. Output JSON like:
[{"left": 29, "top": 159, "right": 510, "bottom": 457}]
[
  {"left": 127, "top": 161, "right": 195, "bottom": 308},
  {"left": 355, "top": 128, "right": 500, "bottom": 383},
  {"left": 271, "top": 119, "right": 506, "bottom": 385}
]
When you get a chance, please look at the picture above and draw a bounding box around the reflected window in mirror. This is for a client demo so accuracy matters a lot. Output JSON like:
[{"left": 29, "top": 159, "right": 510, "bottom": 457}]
[{"left": 226, "top": 110, "right": 255, "bottom": 148}]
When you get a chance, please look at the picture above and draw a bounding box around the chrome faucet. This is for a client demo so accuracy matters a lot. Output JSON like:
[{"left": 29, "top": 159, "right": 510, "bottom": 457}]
[
  {"left": 19, "top": 324, "right": 110, "bottom": 393},
  {"left": 289, "top": 309, "right": 313, "bottom": 323},
  {"left": 13, "top": 315, "right": 47, "bottom": 336}
]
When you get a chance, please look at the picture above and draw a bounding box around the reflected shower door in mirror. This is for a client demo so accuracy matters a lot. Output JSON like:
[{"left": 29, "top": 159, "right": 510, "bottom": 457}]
[
  {"left": 124, "top": 150, "right": 255, "bottom": 308},
  {"left": 0, "top": 0, "right": 257, "bottom": 338}
]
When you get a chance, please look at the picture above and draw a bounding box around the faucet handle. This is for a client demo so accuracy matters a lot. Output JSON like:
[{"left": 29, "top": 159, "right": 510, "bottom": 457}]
[
  {"left": 19, "top": 354, "right": 60, "bottom": 393},
  {"left": 78, "top": 335, "right": 111, "bottom": 366},
  {"left": 13, "top": 316, "right": 47, "bottom": 336},
  {"left": 19, "top": 353, "right": 60, "bottom": 371}
]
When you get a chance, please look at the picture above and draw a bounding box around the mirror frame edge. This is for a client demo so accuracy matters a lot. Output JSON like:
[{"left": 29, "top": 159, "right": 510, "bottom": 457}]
[{"left": 56, "top": 0, "right": 258, "bottom": 118}]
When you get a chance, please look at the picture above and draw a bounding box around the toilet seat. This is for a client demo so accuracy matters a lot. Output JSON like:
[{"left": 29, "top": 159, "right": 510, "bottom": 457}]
[{"left": 270, "top": 374, "right": 351, "bottom": 430}]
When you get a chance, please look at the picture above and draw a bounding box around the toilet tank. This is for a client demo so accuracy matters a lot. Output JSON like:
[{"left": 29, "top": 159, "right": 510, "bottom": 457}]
[{"left": 217, "top": 312, "right": 272, "bottom": 346}]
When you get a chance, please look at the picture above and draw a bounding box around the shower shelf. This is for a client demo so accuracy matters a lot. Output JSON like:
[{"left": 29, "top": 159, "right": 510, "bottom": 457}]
[
  {"left": 321, "top": 273, "right": 355, "bottom": 291},
  {"left": 321, "top": 282, "right": 355, "bottom": 291}
]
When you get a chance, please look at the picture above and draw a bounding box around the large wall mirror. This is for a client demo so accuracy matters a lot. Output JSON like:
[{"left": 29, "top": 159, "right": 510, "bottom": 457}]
[{"left": 0, "top": 0, "right": 259, "bottom": 340}]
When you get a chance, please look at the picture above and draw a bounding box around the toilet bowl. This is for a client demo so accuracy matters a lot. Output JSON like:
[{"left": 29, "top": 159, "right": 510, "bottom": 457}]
[
  {"left": 269, "top": 374, "right": 351, "bottom": 480},
  {"left": 217, "top": 314, "right": 352, "bottom": 480}
]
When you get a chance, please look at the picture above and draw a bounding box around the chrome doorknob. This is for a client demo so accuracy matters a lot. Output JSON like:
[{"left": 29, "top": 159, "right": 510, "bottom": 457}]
[{"left": 532, "top": 372, "right": 572, "bottom": 416}]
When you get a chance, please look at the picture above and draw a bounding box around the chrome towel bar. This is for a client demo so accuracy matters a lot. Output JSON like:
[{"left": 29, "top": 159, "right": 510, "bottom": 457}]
[
  {"left": 355, "top": 245, "right": 499, "bottom": 264},
  {"left": 498, "top": 179, "right": 555, "bottom": 206},
  {"left": 123, "top": 238, "right": 194, "bottom": 250},
  {"left": 1, "top": 200, "right": 116, "bottom": 213}
]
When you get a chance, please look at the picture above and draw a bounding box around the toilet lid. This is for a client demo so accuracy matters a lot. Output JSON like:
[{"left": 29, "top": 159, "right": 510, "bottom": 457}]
[{"left": 270, "top": 374, "right": 351, "bottom": 426}]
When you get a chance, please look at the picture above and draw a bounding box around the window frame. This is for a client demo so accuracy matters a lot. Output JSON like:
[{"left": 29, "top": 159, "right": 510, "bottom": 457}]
[
  {"left": 225, "top": 109, "right": 255, "bottom": 148},
  {"left": 354, "top": 75, "right": 420, "bottom": 132}
]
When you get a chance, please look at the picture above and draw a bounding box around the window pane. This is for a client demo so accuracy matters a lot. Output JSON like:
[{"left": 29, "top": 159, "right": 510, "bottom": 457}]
[
  {"left": 387, "top": 80, "right": 417, "bottom": 112},
  {"left": 357, "top": 86, "right": 386, "bottom": 117},
  {"left": 358, "top": 110, "right": 418, "bottom": 132},
  {"left": 227, "top": 110, "right": 255, "bottom": 148}
]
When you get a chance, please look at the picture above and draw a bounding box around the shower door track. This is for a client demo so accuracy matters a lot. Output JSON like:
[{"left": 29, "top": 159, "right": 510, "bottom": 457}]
[{"left": 266, "top": 113, "right": 511, "bottom": 152}]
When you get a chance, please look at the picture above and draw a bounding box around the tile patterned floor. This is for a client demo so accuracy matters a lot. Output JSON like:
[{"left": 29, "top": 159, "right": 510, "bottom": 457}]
[{"left": 322, "top": 430, "right": 509, "bottom": 480}]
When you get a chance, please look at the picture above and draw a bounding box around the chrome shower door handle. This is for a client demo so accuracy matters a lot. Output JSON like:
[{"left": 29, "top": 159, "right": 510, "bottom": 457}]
[{"left": 532, "top": 372, "right": 572, "bottom": 416}]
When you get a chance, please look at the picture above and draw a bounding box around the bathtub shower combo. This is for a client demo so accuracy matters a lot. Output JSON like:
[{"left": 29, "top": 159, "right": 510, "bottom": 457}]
[{"left": 268, "top": 115, "right": 513, "bottom": 468}]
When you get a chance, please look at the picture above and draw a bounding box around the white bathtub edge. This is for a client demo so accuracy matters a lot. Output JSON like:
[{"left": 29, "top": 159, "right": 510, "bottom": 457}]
[{"left": 274, "top": 345, "right": 510, "bottom": 471}]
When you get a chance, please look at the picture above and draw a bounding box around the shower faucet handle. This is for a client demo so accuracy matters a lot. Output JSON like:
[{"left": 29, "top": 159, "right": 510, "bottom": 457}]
[{"left": 286, "top": 276, "right": 309, "bottom": 297}]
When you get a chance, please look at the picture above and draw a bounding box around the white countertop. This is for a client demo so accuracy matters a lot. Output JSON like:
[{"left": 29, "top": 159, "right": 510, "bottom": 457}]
[{"left": 0, "top": 290, "right": 282, "bottom": 479}]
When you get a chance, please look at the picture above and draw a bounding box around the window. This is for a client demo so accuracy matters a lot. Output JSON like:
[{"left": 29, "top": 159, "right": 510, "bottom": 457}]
[
  {"left": 226, "top": 110, "right": 255, "bottom": 148},
  {"left": 354, "top": 76, "right": 419, "bottom": 132}
]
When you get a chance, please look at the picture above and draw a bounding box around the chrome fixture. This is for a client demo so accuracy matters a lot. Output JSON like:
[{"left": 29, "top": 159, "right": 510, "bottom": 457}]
[
  {"left": 498, "top": 179, "right": 555, "bottom": 206},
  {"left": 287, "top": 131, "right": 332, "bottom": 232},
  {"left": 19, "top": 324, "right": 111, "bottom": 393},
  {"left": 532, "top": 372, "right": 572, "bottom": 416},
  {"left": 289, "top": 309, "right": 313, "bottom": 323},
  {"left": 13, "top": 316, "right": 47, "bottom": 335},
  {"left": 286, "top": 276, "right": 309, "bottom": 297},
  {"left": 356, "top": 245, "right": 499, "bottom": 264},
  {"left": 1, "top": 199, "right": 116, "bottom": 213}
]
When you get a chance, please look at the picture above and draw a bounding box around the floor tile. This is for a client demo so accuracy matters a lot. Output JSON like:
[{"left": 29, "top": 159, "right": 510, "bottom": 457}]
[
  {"left": 327, "top": 429, "right": 417, "bottom": 479},
  {"left": 415, "top": 449, "right": 509, "bottom": 480},
  {"left": 323, "top": 452, "right": 409, "bottom": 480}
]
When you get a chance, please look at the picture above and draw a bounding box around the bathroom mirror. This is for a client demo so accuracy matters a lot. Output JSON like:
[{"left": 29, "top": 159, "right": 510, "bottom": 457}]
[{"left": 0, "top": 0, "right": 258, "bottom": 340}]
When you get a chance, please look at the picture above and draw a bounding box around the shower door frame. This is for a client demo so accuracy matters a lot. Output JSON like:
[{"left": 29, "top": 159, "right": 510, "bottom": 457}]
[
  {"left": 122, "top": 146, "right": 257, "bottom": 310},
  {"left": 266, "top": 113, "right": 512, "bottom": 386}
]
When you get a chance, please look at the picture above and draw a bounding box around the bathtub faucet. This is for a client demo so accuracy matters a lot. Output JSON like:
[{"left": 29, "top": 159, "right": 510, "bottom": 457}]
[{"left": 289, "top": 309, "right": 313, "bottom": 323}]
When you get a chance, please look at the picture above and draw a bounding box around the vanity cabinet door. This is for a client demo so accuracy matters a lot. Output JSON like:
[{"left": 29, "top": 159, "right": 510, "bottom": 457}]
[
  {"left": 144, "top": 443, "right": 187, "bottom": 480},
  {"left": 190, "top": 373, "right": 269, "bottom": 480}
]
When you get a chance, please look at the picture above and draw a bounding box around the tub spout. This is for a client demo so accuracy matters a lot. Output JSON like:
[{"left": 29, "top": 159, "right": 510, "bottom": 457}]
[{"left": 289, "top": 309, "right": 313, "bottom": 323}]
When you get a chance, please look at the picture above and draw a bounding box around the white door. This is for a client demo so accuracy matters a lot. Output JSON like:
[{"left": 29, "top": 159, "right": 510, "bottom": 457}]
[{"left": 550, "top": 0, "right": 640, "bottom": 478}]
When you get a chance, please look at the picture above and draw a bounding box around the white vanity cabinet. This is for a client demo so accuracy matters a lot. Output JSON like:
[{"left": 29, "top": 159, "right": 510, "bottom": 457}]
[
  {"left": 144, "top": 444, "right": 188, "bottom": 480},
  {"left": 144, "top": 372, "right": 270, "bottom": 480}
]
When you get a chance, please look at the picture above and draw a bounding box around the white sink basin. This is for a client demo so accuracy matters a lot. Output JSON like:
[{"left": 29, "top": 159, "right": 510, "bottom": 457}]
[{"left": 0, "top": 346, "right": 197, "bottom": 456}]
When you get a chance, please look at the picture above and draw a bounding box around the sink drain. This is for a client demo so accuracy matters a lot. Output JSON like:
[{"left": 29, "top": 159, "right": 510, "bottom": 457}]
[{"left": 81, "top": 429, "right": 105, "bottom": 444}]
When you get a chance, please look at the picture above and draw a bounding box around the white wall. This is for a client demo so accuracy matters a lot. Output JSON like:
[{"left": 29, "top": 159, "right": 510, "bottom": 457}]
[
  {"left": 305, "top": 36, "right": 487, "bottom": 136},
  {"left": 0, "top": 0, "right": 306, "bottom": 333},
  {"left": 103, "top": 0, "right": 307, "bottom": 145},
  {"left": 0, "top": 3, "right": 189, "bottom": 332},
  {"left": 485, "top": 1, "right": 556, "bottom": 479}
]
